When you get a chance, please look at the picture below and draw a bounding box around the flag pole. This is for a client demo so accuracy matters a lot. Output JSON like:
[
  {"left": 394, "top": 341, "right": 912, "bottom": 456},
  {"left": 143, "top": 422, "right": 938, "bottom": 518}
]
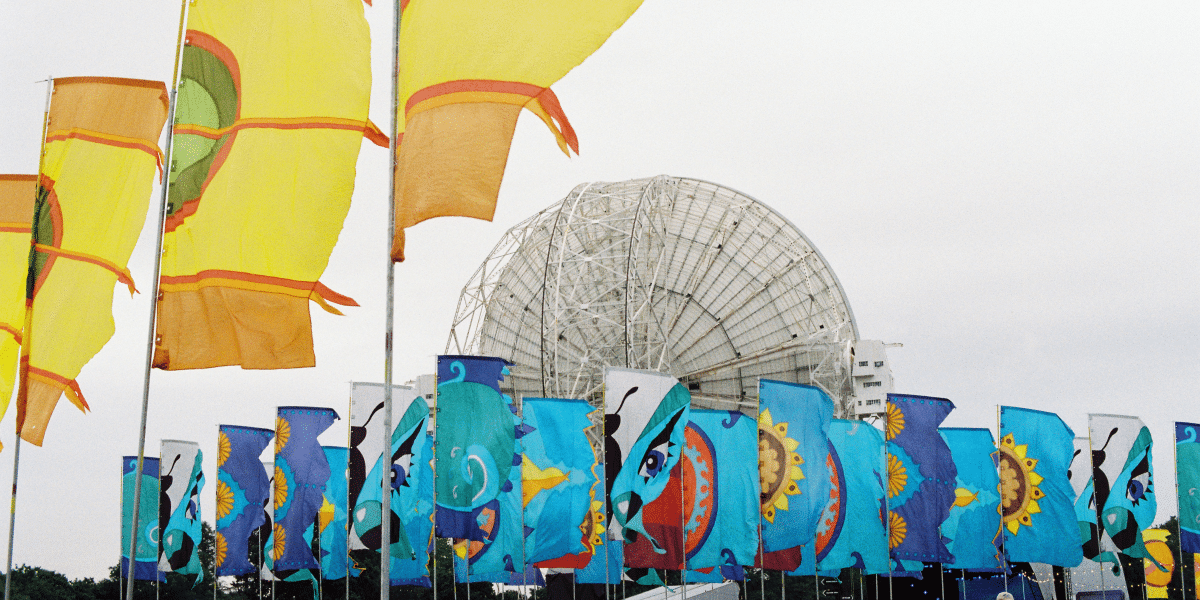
[
  {"left": 1174, "top": 427, "right": 1187, "bottom": 600},
  {"left": 997, "top": 404, "right": 1009, "bottom": 596},
  {"left": 126, "top": 0, "right": 188, "bottom": 597},
  {"left": 3, "top": 75, "right": 53, "bottom": 600},
  {"left": 380, "top": 0, "right": 405, "bottom": 594}
]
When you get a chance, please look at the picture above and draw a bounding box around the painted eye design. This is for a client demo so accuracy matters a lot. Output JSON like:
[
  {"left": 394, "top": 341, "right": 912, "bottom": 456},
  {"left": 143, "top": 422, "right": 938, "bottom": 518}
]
[
  {"left": 639, "top": 444, "right": 668, "bottom": 481},
  {"left": 391, "top": 454, "right": 413, "bottom": 489},
  {"left": 1126, "top": 455, "right": 1150, "bottom": 504}
]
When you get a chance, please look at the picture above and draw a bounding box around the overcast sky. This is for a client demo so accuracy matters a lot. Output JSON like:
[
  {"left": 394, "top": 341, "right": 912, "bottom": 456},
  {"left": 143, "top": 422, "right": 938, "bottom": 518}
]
[{"left": 0, "top": 0, "right": 1196, "bottom": 581}]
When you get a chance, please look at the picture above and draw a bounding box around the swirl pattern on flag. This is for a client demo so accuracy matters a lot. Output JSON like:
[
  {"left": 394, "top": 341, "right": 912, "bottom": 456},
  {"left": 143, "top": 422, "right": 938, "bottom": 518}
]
[
  {"left": 273, "top": 406, "right": 338, "bottom": 572},
  {"left": 121, "top": 456, "right": 164, "bottom": 582},
  {"left": 215, "top": 425, "right": 273, "bottom": 576}
]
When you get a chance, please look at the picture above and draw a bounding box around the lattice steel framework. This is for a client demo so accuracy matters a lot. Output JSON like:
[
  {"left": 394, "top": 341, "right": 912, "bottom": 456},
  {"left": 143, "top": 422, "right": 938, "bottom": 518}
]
[{"left": 446, "top": 176, "right": 861, "bottom": 416}]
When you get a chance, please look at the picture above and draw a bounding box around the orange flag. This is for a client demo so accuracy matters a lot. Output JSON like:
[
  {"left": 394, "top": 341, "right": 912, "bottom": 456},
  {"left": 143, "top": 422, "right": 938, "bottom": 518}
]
[
  {"left": 17, "top": 77, "right": 168, "bottom": 445},
  {"left": 153, "top": 0, "right": 383, "bottom": 371},
  {"left": 391, "top": 0, "right": 644, "bottom": 261},
  {"left": 0, "top": 175, "right": 36, "bottom": 440}
]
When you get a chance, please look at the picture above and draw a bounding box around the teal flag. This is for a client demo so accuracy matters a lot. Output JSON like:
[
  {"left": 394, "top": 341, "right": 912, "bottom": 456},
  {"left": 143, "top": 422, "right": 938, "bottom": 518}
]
[
  {"left": 522, "top": 397, "right": 601, "bottom": 566},
  {"left": 685, "top": 409, "right": 760, "bottom": 570},
  {"left": 160, "top": 440, "right": 204, "bottom": 583},
  {"left": 121, "top": 456, "right": 163, "bottom": 581},
  {"left": 319, "top": 446, "right": 356, "bottom": 579},
  {"left": 1177, "top": 422, "right": 1200, "bottom": 553},
  {"left": 812, "top": 419, "right": 889, "bottom": 574},
  {"left": 939, "top": 428, "right": 1002, "bottom": 570},
  {"left": 391, "top": 433, "right": 434, "bottom": 586},
  {"left": 758, "top": 380, "right": 833, "bottom": 554},
  {"left": 999, "top": 406, "right": 1083, "bottom": 567},
  {"left": 438, "top": 356, "right": 524, "bottom": 577}
]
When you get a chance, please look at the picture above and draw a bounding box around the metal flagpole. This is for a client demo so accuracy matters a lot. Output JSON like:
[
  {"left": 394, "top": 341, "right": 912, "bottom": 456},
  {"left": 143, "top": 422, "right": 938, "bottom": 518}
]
[
  {"left": 883, "top": 427, "right": 893, "bottom": 600},
  {"left": 125, "top": 0, "right": 189, "bottom": 597},
  {"left": 1174, "top": 427, "right": 1188, "bottom": 600},
  {"left": 3, "top": 75, "right": 52, "bottom": 600},
  {"left": 380, "top": 0, "right": 404, "bottom": 594},
  {"left": 997, "top": 405, "right": 1009, "bottom": 597},
  {"left": 345, "top": 391, "right": 352, "bottom": 600}
]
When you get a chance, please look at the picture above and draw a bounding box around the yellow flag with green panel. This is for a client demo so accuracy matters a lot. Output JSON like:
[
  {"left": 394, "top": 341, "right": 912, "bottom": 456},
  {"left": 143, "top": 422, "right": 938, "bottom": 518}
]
[
  {"left": 154, "top": 0, "right": 383, "bottom": 371},
  {"left": 19, "top": 77, "right": 168, "bottom": 445}
]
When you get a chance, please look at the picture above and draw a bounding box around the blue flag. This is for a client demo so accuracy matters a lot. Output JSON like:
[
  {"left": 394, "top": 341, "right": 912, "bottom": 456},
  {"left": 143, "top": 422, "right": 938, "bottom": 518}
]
[
  {"left": 577, "top": 538, "right": 622, "bottom": 584},
  {"left": 812, "top": 419, "right": 889, "bottom": 574},
  {"left": 521, "top": 397, "right": 601, "bottom": 566},
  {"left": 939, "top": 428, "right": 1002, "bottom": 571},
  {"left": 999, "top": 406, "right": 1084, "bottom": 567},
  {"left": 215, "top": 425, "right": 273, "bottom": 577},
  {"left": 1177, "top": 422, "right": 1200, "bottom": 554},
  {"left": 121, "top": 456, "right": 163, "bottom": 581},
  {"left": 758, "top": 380, "right": 833, "bottom": 554},
  {"left": 685, "top": 409, "right": 760, "bottom": 570},
  {"left": 391, "top": 433, "right": 435, "bottom": 587},
  {"left": 885, "top": 394, "right": 956, "bottom": 564},
  {"left": 274, "top": 406, "right": 339, "bottom": 573},
  {"left": 319, "top": 446, "right": 356, "bottom": 579}
]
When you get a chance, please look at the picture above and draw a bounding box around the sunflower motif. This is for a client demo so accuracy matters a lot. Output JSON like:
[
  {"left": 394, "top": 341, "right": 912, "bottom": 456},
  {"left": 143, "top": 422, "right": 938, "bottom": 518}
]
[
  {"left": 758, "top": 408, "right": 805, "bottom": 523},
  {"left": 273, "top": 465, "right": 289, "bottom": 510},
  {"left": 886, "top": 453, "right": 908, "bottom": 499},
  {"left": 216, "top": 479, "right": 235, "bottom": 521},
  {"left": 888, "top": 511, "right": 907, "bottom": 548},
  {"left": 275, "top": 417, "right": 290, "bottom": 454},
  {"left": 272, "top": 523, "right": 286, "bottom": 561},
  {"left": 214, "top": 532, "right": 227, "bottom": 568},
  {"left": 885, "top": 402, "right": 905, "bottom": 441},
  {"left": 217, "top": 431, "right": 231, "bottom": 467},
  {"left": 582, "top": 499, "right": 606, "bottom": 550},
  {"left": 996, "top": 433, "right": 1045, "bottom": 534}
]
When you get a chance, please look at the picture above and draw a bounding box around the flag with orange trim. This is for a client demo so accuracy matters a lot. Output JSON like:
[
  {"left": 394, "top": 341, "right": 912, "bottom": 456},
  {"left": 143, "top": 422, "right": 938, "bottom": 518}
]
[
  {"left": 154, "top": 0, "right": 385, "bottom": 371},
  {"left": 0, "top": 175, "right": 36, "bottom": 436},
  {"left": 391, "top": 0, "right": 644, "bottom": 261},
  {"left": 17, "top": 78, "right": 167, "bottom": 446}
]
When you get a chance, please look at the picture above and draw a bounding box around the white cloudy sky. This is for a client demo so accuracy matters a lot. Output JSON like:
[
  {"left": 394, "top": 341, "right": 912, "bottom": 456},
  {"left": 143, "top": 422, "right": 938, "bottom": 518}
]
[{"left": 1, "top": 0, "right": 1197, "bottom": 581}]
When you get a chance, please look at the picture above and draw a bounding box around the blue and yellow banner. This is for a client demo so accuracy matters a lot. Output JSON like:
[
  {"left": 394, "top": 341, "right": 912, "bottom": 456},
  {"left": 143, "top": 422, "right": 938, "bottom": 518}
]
[
  {"left": 812, "top": 419, "right": 889, "bottom": 574},
  {"left": 215, "top": 425, "right": 273, "bottom": 577},
  {"left": 885, "top": 394, "right": 956, "bottom": 564},
  {"left": 273, "top": 406, "right": 338, "bottom": 573}
]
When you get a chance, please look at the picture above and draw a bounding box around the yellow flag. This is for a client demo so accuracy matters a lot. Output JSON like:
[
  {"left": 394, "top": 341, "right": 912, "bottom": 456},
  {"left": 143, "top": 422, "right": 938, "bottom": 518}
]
[
  {"left": 19, "top": 77, "right": 168, "bottom": 445},
  {"left": 391, "top": 0, "right": 644, "bottom": 261},
  {"left": 154, "top": 0, "right": 383, "bottom": 371},
  {"left": 0, "top": 175, "right": 36, "bottom": 434}
]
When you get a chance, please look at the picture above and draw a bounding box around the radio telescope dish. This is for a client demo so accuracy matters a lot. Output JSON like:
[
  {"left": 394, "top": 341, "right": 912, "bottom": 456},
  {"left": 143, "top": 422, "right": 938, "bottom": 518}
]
[{"left": 446, "top": 176, "right": 860, "bottom": 416}]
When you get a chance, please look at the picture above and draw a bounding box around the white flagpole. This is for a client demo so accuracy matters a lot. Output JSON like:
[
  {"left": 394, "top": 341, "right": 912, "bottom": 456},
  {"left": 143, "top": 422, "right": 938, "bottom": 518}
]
[
  {"left": 125, "top": 0, "right": 189, "bottom": 597},
  {"left": 379, "top": 0, "right": 405, "bottom": 594}
]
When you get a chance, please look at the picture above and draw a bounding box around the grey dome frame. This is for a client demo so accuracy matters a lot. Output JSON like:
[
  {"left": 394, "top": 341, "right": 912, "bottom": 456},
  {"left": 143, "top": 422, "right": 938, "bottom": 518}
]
[{"left": 446, "top": 175, "right": 860, "bottom": 416}]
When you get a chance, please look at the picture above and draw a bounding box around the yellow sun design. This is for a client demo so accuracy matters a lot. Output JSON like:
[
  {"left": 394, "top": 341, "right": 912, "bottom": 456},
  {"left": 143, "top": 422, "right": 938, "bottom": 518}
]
[
  {"left": 274, "top": 465, "right": 289, "bottom": 510},
  {"left": 275, "top": 417, "right": 290, "bottom": 455},
  {"left": 885, "top": 402, "right": 905, "bottom": 441},
  {"left": 886, "top": 453, "right": 908, "bottom": 499},
  {"left": 758, "top": 408, "right": 805, "bottom": 523},
  {"left": 217, "top": 431, "right": 231, "bottom": 467},
  {"left": 272, "top": 523, "right": 286, "bottom": 561},
  {"left": 216, "top": 479, "right": 235, "bottom": 521},
  {"left": 996, "top": 433, "right": 1045, "bottom": 535},
  {"left": 888, "top": 511, "right": 907, "bottom": 549},
  {"left": 214, "top": 532, "right": 227, "bottom": 568},
  {"left": 582, "top": 500, "right": 606, "bottom": 549}
]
